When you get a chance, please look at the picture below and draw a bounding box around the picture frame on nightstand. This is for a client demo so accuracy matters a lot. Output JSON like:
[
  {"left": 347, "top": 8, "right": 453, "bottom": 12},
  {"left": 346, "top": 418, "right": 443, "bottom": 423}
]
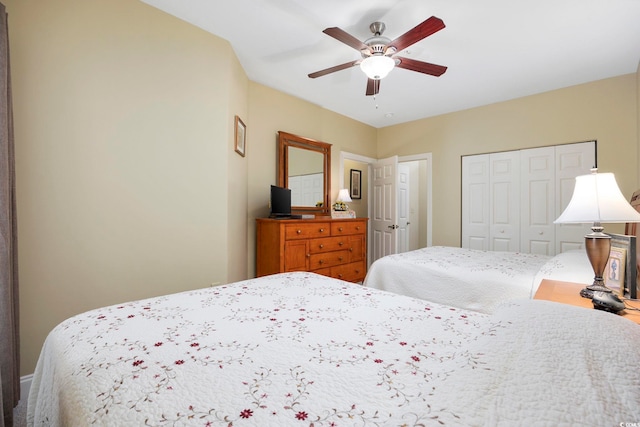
[
  {"left": 604, "top": 246, "right": 626, "bottom": 295},
  {"left": 607, "top": 233, "right": 637, "bottom": 299}
]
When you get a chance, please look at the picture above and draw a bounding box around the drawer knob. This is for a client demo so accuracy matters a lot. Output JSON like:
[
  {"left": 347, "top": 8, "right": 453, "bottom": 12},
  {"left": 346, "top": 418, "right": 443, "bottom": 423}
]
[
  {"left": 319, "top": 244, "right": 324, "bottom": 249},
  {"left": 339, "top": 227, "right": 343, "bottom": 231},
  {"left": 319, "top": 228, "right": 325, "bottom": 233},
  {"left": 356, "top": 226, "right": 360, "bottom": 230},
  {"left": 296, "top": 229, "right": 302, "bottom": 234},
  {"left": 307, "top": 253, "right": 310, "bottom": 257},
  {"left": 339, "top": 242, "right": 344, "bottom": 246},
  {"left": 319, "top": 260, "right": 324, "bottom": 264},
  {"left": 349, "top": 248, "right": 353, "bottom": 252},
  {"left": 338, "top": 257, "right": 343, "bottom": 261},
  {"left": 338, "top": 274, "right": 343, "bottom": 278}
]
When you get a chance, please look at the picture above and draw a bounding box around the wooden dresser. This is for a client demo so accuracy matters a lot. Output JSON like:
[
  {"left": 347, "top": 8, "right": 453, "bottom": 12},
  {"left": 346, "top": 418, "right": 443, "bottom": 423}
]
[{"left": 256, "top": 217, "right": 368, "bottom": 283}]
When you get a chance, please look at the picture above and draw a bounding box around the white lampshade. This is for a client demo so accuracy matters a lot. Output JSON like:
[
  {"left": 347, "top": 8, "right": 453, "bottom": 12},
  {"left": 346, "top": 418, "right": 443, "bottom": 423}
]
[
  {"left": 360, "top": 55, "right": 395, "bottom": 80},
  {"left": 337, "top": 189, "right": 352, "bottom": 203},
  {"left": 554, "top": 171, "right": 640, "bottom": 224}
]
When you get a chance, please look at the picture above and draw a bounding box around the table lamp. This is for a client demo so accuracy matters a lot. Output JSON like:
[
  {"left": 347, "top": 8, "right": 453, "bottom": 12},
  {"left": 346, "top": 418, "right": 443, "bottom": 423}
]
[
  {"left": 333, "top": 189, "right": 352, "bottom": 211},
  {"left": 554, "top": 169, "right": 640, "bottom": 298}
]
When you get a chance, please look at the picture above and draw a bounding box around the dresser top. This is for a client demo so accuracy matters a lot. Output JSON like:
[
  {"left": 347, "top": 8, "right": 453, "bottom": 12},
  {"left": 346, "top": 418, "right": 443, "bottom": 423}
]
[{"left": 257, "top": 217, "right": 368, "bottom": 223}]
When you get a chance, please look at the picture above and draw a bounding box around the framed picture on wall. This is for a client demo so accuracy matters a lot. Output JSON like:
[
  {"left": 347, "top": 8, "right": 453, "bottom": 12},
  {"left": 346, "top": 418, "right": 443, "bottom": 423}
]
[
  {"left": 350, "top": 169, "right": 361, "bottom": 199},
  {"left": 234, "top": 115, "right": 246, "bottom": 157}
]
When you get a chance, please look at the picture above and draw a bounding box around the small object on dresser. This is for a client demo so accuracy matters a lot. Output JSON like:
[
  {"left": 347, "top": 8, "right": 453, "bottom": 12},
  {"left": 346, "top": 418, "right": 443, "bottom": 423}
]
[{"left": 331, "top": 209, "right": 355, "bottom": 219}]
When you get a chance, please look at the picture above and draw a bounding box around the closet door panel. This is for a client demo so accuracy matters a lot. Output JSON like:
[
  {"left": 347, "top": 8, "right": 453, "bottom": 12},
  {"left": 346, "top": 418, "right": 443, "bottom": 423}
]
[
  {"left": 462, "top": 155, "right": 490, "bottom": 250},
  {"left": 555, "top": 142, "right": 595, "bottom": 253},
  {"left": 490, "top": 152, "right": 520, "bottom": 252},
  {"left": 520, "top": 147, "right": 555, "bottom": 255}
]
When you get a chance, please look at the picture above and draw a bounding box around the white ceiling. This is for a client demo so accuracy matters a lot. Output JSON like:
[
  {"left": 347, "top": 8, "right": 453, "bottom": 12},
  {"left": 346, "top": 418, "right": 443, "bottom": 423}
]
[{"left": 140, "top": 0, "right": 640, "bottom": 128}]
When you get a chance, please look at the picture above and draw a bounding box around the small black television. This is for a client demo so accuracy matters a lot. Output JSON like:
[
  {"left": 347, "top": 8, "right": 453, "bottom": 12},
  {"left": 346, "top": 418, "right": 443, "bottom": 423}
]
[{"left": 270, "top": 185, "right": 292, "bottom": 218}]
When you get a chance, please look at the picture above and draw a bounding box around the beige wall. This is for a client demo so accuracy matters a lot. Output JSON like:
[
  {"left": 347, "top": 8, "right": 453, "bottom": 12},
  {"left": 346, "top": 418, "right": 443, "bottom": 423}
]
[
  {"left": 7, "top": 0, "right": 248, "bottom": 375},
  {"left": 378, "top": 74, "right": 639, "bottom": 246}
]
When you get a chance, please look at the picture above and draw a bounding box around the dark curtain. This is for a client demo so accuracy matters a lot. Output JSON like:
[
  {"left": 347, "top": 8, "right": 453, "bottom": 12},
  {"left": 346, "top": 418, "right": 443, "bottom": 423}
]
[{"left": 0, "top": 2, "right": 19, "bottom": 426}]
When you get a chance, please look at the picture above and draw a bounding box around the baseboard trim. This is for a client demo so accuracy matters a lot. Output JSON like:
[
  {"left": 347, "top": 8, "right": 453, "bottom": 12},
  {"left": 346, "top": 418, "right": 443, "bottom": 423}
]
[{"left": 20, "top": 374, "right": 32, "bottom": 403}]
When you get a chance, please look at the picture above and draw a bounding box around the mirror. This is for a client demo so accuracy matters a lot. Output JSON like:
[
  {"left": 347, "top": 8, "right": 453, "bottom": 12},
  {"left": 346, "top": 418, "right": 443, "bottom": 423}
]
[{"left": 278, "top": 131, "right": 331, "bottom": 215}]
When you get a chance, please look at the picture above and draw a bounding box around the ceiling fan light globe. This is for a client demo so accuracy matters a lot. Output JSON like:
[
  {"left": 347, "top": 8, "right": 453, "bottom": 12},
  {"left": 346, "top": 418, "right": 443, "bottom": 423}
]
[{"left": 360, "top": 55, "right": 395, "bottom": 80}]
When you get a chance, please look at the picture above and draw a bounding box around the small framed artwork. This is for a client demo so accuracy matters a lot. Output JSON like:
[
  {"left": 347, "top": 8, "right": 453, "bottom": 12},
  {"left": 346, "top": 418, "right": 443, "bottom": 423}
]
[
  {"left": 605, "top": 246, "right": 626, "bottom": 295},
  {"left": 350, "top": 169, "right": 361, "bottom": 200},
  {"left": 607, "top": 233, "right": 637, "bottom": 298},
  {"left": 234, "top": 115, "right": 246, "bottom": 157}
]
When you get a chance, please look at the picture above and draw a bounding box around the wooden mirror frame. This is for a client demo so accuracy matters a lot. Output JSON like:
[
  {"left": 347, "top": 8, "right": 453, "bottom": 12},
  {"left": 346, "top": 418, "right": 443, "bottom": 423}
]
[{"left": 278, "top": 131, "right": 331, "bottom": 216}]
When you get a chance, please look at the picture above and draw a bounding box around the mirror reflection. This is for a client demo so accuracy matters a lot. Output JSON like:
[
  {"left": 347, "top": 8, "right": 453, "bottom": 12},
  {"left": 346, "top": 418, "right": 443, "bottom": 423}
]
[{"left": 288, "top": 147, "right": 324, "bottom": 207}]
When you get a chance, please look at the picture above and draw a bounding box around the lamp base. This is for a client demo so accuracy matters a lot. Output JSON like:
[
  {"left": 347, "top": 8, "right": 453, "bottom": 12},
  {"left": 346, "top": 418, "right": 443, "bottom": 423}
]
[
  {"left": 579, "top": 283, "right": 612, "bottom": 299},
  {"left": 580, "top": 228, "right": 612, "bottom": 299}
]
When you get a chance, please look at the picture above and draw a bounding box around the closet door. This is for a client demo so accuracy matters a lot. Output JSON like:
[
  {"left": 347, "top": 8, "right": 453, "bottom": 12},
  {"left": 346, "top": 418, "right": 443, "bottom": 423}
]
[
  {"left": 520, "top": 147, "right": 555, "bottom": 255},
  {"left": 555, "top": 142, "right": 595, "bottom": 252},
  {"left": 461, "top": 155, "right": 490, "bottom": 250},
  {"left": 489, "top": 151, "right": 520, "bottom": 252}
]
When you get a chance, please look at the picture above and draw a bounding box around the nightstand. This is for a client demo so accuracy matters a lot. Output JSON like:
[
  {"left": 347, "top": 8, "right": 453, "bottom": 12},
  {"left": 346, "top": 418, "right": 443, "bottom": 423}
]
[{"left": 534, "top": 279, "right": 640, "bottom": 325}]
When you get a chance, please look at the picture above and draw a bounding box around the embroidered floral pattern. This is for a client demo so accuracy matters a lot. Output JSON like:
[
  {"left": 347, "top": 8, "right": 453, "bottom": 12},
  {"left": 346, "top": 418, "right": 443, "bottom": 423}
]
[{"left": 36, "top": 272, "right": 495, "bottom": 426}]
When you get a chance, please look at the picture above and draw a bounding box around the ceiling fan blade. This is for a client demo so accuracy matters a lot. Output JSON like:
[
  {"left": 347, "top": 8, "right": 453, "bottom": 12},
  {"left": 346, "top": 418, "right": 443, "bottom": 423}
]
[
  {"left": 386, "top": 16, "right": 445, "bottom": 53},
  {"left": 395, "top": 57, "right": 447, "bottom": 76},
  {"left": 366, "top": 78, "right": 380, "bottom": 96},
  {"left": 308, "top": 60, "right": 360, "bottom": 78},
  {"left": 323, "top": 27, "right": 370, "bottom": 52}
]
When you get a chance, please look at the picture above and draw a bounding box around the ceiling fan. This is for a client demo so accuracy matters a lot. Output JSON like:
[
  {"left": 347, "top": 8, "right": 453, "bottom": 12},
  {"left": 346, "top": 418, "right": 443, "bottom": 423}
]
[{"left": 308, "top": 17, "right": 448, "bottom": 96}]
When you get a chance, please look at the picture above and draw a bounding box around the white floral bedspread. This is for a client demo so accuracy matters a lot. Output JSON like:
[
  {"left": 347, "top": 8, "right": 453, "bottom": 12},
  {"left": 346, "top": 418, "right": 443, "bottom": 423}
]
[
  {"left": 364, "top": 246, "right": 553, "bottom": 313},
  {"left": 28, "top": 272, "right": 490, "bottom": 426},
  {"left": 27, "top": 272, "right": 640, "bottom": 426}
]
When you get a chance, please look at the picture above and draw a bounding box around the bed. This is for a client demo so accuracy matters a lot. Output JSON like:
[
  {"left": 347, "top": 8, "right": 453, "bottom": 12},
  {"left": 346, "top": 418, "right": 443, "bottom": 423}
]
[
  {"left": 28, "top": 272, "right": 640, "bottom": 426},
  {"left": 364, "top": 246, "right": 594, "bottom": 313}
]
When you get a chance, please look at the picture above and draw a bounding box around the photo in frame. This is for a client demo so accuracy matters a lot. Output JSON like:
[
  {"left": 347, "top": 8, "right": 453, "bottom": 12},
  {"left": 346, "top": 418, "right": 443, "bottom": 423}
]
[
  {"left": 604, "top": 246, "right": 626, "bottom": 294},
  {"left": 606, "top": 233, "right": 637, "bottom": 298},
  {"left": 234, "top": 115, "right": 246, "bottom": 157},
  {"left": 350, "top": 169, "right": 361, "bottom": 200}
]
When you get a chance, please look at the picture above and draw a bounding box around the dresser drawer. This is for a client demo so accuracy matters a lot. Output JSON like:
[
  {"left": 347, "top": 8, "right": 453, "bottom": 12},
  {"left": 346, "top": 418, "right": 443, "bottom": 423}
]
[
  {"left": 309, "top": 236, "right": 351, "bottom": 254},
  {"left": 331, "top": 221, "right": 366, "bottom": 236},
  {"left": 309, "top": 249, "right": 350, "bottom": 270},
  {"left": 284, "top": 223, "right": 331, "bottom": 240},
  {"left": 331, "top": 261, "right": 366, "bottom": 283}
]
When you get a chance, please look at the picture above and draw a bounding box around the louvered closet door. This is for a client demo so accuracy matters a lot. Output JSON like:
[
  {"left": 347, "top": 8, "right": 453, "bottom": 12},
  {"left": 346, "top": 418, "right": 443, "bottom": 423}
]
[
  {"left": 461, "top": 154, "right": 490, "bottom": 250},
  {"left": 555, "top": 142, "right": 595, "bottom": 252},
  {"left": 520, "top": 147, "right": 556, "bottom": 255},
  {"left": 489, "top": 152, "right": 520, "bottom": 251}
]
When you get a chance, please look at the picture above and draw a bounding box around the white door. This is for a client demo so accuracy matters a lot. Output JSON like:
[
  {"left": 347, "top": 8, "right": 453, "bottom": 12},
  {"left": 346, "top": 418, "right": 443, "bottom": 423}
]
[
  {"left": 520, "top": 147, "right": 556, "bottom": 255},
  {"left": 555, "top": 141, "right": 595, "bottom": 252},
  {"left": 371, "top": 156, "right": 398, "bottom": 262},
  {"left": 397, "top": 163, "right": 410, "bottom": 253},
  {"left": 461, "top": 154, "right": 490, "bottom": 250}
]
